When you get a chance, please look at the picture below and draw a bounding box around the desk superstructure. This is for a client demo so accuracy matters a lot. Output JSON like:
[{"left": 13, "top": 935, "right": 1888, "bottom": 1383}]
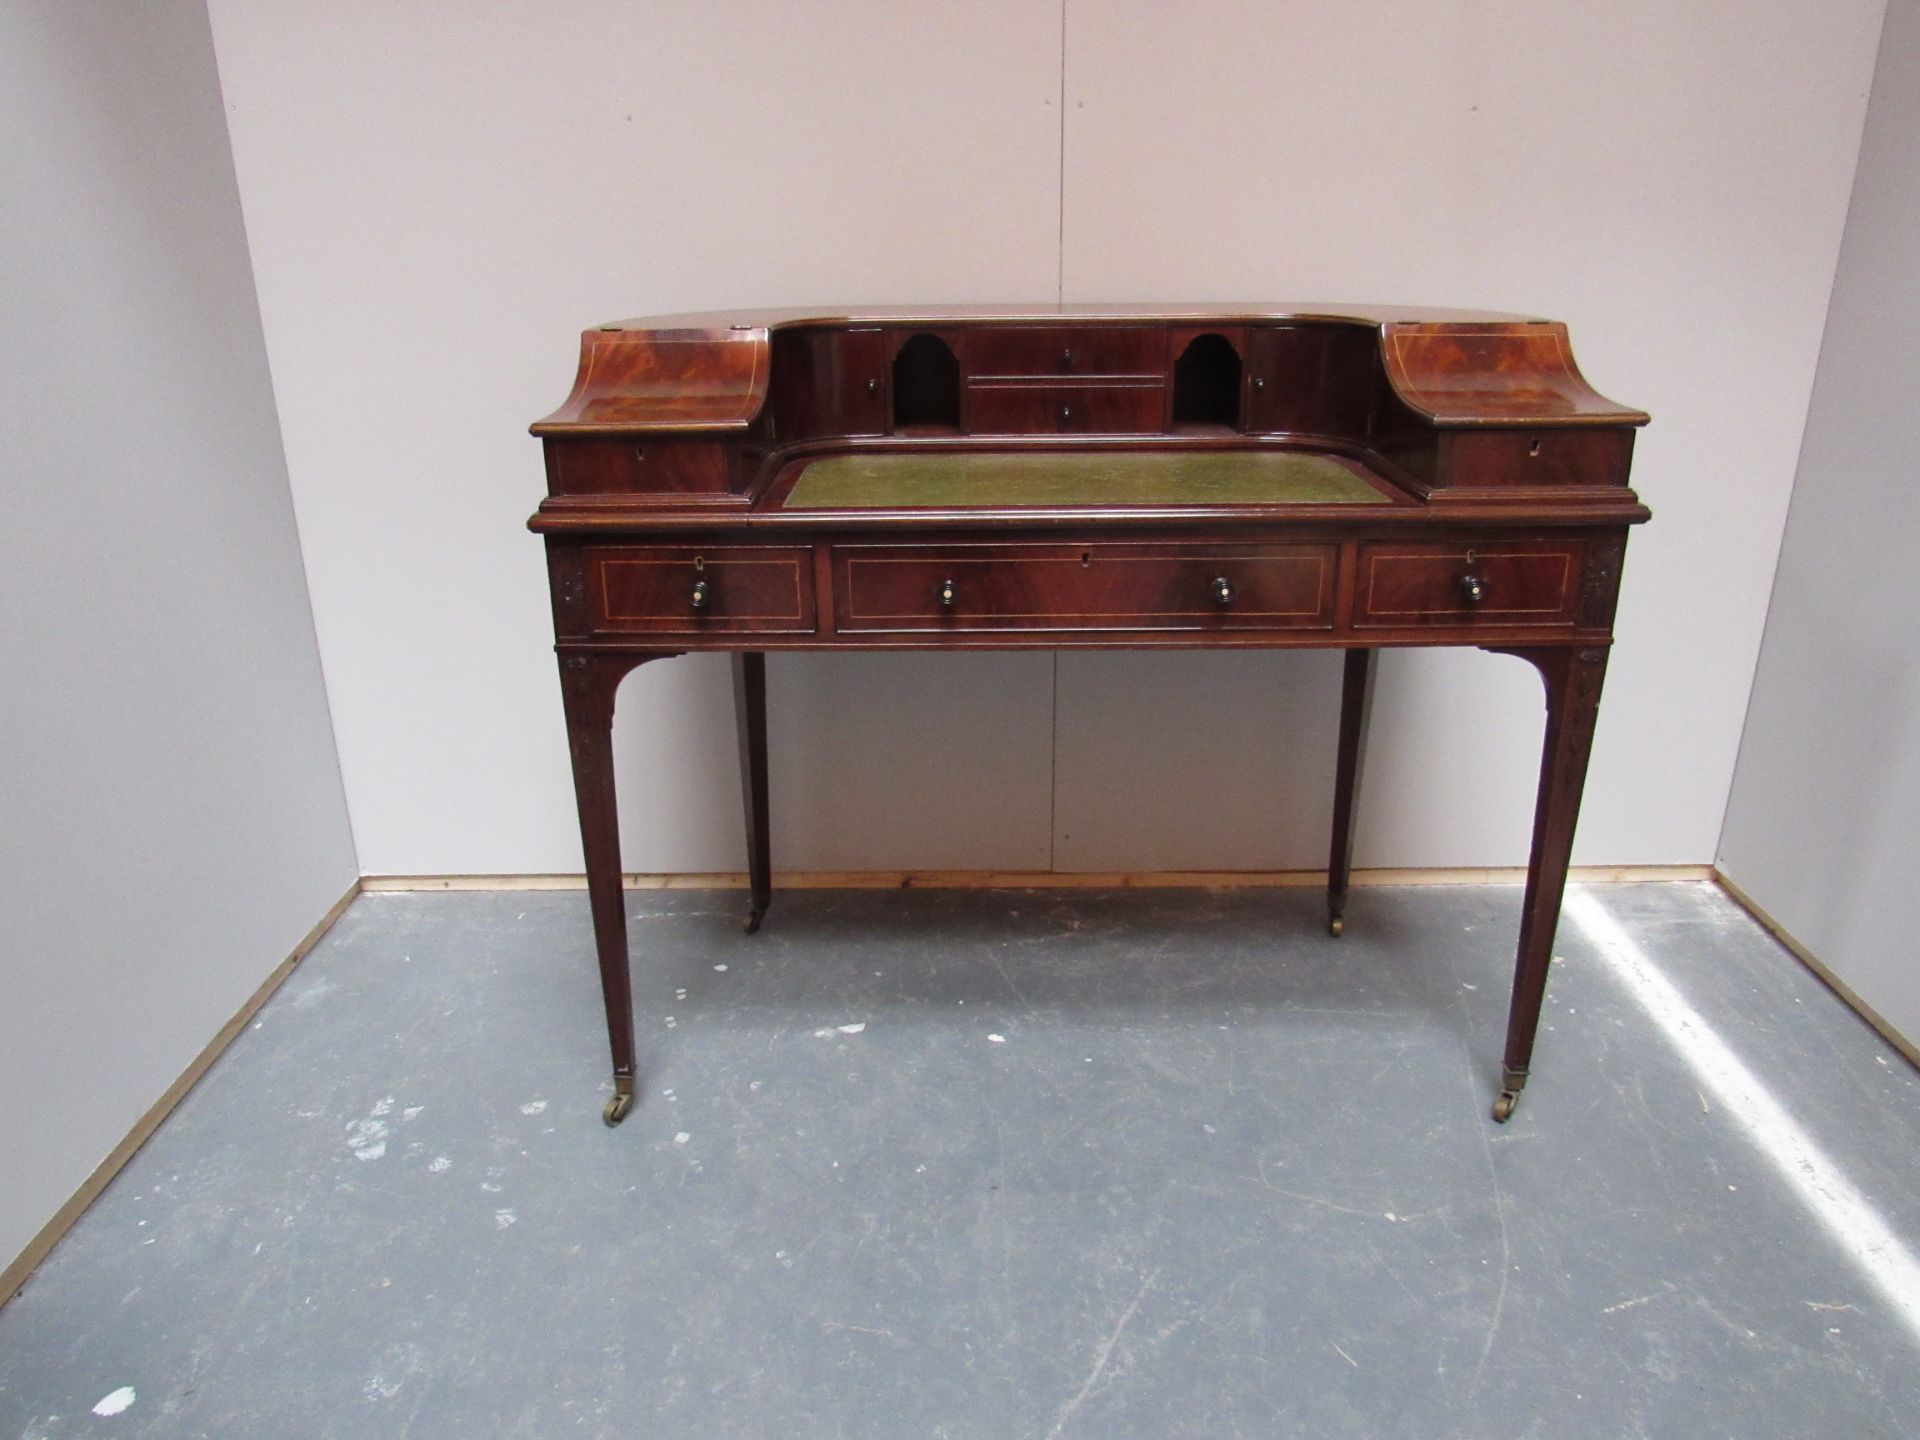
[{"left": 529, "top": 304, "right": 1650, "bottom": 1127}]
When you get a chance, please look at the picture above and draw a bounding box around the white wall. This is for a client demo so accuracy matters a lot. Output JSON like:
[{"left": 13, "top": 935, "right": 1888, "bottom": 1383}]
[
  {"left": 206, "top": 1, "right": 1886, "bottom": 877},
  {"left": 1719, "top": 0, "right": 1920, "bottom": 1048},
  {"left": 0, "top": 3, "right": 359, "bottom": 1271}
]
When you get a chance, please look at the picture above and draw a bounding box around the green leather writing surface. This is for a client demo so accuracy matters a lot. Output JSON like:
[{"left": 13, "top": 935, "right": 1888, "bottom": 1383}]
[{"left": 781, "top": 450, "right": 1389, "bottom": 510}]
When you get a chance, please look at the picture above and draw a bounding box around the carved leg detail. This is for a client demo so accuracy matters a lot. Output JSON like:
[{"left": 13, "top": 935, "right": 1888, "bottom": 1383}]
[
  {"left": 558, "top": 650, "right": 664, "bottom": 1125},
  {"left": 1487, "top": 645, "right": 1610, "bottom": 1122},
  {"left": 1327, "top": 648, "right": 1377, "bottom": 938},
  {"left": 733, "top": 652, "right": 771, "bottom": 935}
]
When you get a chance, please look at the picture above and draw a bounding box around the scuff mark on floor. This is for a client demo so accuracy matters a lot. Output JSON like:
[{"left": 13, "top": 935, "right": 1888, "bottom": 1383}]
[{"left": 1043, "top": 1265, "right": 1161, "bottom": 1439}]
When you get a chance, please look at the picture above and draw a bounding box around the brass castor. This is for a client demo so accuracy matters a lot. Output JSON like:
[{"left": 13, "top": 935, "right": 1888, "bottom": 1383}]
[
  {"left": 1328, "top": 915, "right": 1345, "bottom": 938},
  {"left": 1490, "top": 1066, "right": 1527, "bottom": 1123},
  {"left": 602, "top": 1090, "right": 635, "bottom": 1127},
  {"left": 743, "top": 906, "right": 766, "bottom": 936}
]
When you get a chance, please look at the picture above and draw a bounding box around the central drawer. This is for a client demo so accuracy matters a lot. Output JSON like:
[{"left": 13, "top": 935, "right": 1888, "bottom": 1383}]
[
  {"left": 834, "top": 542, "right": 1336, "bottom": 633},
  {"left": 967, "top": 326, "right": 1161, "bottom": 379},
  {"left": 966, "top": 382, "right": 1165, "bottom": 435}
]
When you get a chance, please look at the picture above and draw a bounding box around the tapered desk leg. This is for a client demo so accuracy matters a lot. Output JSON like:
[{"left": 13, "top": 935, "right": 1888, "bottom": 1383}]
[
  {"left": 732, "top": 652, "right": 771, "bottom": 935},
  {"left": 1326, "top": 648, "right": 1377, "bottom": 938},
  {"left": 558, "top": 651, "right": 662, "bottom": 1127},
  {"left": 1488, "top": 645, "right": 1610, "bottom": 1122}
]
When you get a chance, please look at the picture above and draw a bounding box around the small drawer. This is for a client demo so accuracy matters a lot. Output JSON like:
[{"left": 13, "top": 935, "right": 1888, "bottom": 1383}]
[
  {"left": 1442, "top": 429, "right": 1634, "bottom": 489},
  {"left": 836, "top": 542, "right": 1335, "bottom": 633},
  {"left": 590, "top": 546, "right": 815, "bottom": 634},
  {"left": 546, "top": 439, "right": 732, "bottom": 497},
  {"left": 1353, "top": 542, "right": 1583, "bottom": 628},
  {"left": 966, "top": 383, "right": 1164, "bottom": 435},
  {"left": 967, "top": 327, "right": 1162, "bottom": 379}
]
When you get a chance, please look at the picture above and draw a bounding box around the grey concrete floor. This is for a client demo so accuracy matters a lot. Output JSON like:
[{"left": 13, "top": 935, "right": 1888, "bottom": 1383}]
[{"left": 2, "top": 883, "right": 1918, "bottom": 1438}]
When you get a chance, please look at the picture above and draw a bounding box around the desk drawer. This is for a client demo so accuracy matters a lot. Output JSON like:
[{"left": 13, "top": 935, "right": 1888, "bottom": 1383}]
[
  {"left": 836, "top": 542, "right": 1335, "bottom": 633},
  {"left": 590, "top": 546, "right": 815, "bottom": 634},
  {"left": 968, "top": 326, "right": 1161, "bottom": 379},
  {"left": 1353, "top": 541, "right": 1582, "bottom": 628},
  {"left": 966, "top": 383, "right": 1164, "bottom": 435},
  {"left": 547, "top": 439, "right": 732, "bottom": 496}
]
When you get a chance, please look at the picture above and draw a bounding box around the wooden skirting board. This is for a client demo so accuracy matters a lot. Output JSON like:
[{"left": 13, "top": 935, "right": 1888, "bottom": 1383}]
[
  {"left": 9, "top": 862, "right": 1912, "bottom": 1314},
  {"left": 361, "top": 864, "right": 1714, "bottom": 892},
  {"left": 0, "top": 882, "right": 361, "bottom": 1311},
  {"left": 1713, "top": 868, "right": 1920, "bottom": 1073}
]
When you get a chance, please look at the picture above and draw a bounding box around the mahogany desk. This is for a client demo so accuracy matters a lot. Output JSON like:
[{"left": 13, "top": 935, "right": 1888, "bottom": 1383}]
[{"left": 528, "top": 305, "right": 1650, "bottom": 1128}]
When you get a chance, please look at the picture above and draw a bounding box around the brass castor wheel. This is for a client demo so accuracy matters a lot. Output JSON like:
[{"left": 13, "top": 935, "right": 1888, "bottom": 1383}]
[
  {"left": 1490, "top": 1068, "right": 1525, "bottom": 1123},
  {"left": 602, "top": 1091, "right": 634, "bottom": 1127},
  {"left": 743, "top": 906, "right": 766, "bottom": 936},
  {"left": 1328, "top": 915, "right": 1345, "bottom": 938}
]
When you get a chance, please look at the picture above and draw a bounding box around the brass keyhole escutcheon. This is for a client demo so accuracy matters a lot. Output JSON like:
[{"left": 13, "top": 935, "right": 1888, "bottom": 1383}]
[{"left": 1458, "top": 549, "right": 1485, "bottom": 607}]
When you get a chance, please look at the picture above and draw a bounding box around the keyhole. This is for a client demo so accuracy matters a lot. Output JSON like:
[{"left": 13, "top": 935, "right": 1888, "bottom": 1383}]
[
  {"left": 1527, "top": 439, "right": 1542, "bottom": 457},
  {"left": 1081, "top": 552, "right": 1091, "bottom": 567}
]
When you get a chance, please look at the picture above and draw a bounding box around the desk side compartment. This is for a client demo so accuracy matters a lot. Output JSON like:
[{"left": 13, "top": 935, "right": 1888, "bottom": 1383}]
[
  {"left": 1377, "top": 322, "right": 1648, "bottom": 500},
  {"left": 532, "top": 322, "right": 772, "bottom": 505}
]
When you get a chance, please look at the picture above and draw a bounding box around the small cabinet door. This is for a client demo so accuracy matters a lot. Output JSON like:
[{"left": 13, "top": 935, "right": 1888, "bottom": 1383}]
[
  {"left": 1245, "top": 325, "right": 1372, "bottom": 438},
  {"left": 836, "top": 327, "right": 887, "bottom": 436}
]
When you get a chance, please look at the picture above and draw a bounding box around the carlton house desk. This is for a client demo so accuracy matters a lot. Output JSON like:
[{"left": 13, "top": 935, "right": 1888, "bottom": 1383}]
[{"left": 528, "top": 305, "right": 1649, "bottom": 1129}]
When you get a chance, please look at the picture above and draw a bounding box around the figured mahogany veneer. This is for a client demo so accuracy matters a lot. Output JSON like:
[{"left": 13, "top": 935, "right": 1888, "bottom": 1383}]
[{"left": 529, "top": 303, "right": 1650, "bottom": 1131}]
